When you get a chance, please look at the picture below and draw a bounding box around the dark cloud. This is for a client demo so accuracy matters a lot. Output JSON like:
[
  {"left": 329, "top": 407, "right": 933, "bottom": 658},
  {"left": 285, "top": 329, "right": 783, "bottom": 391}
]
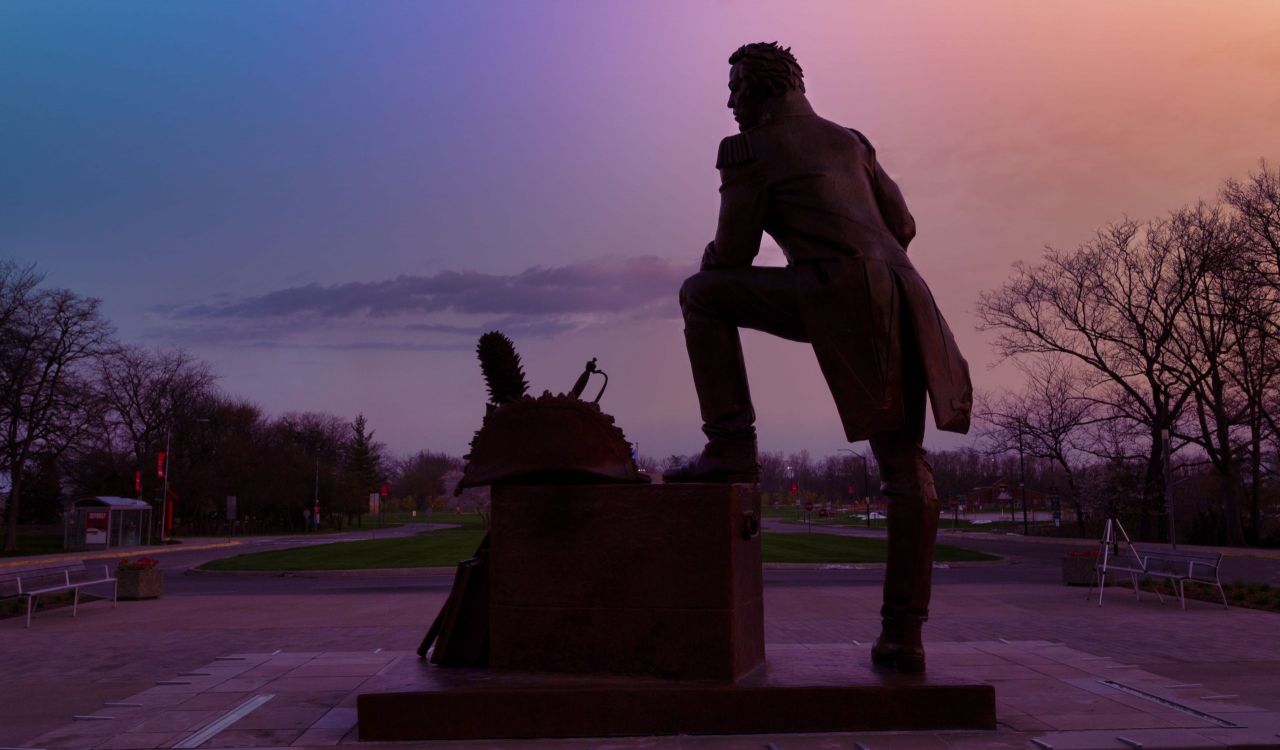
[
  {"left": 245, "top": 340, "right": 472, "bottom": 352},
  {"left": 149, "top": 256, "right": 689, "bottom": 350},
  {"left": 403, "top": 315, "right": 580, "bottom": 339},
  {"left": 165, "top": 256, "right": 690, "bottom": 320}
]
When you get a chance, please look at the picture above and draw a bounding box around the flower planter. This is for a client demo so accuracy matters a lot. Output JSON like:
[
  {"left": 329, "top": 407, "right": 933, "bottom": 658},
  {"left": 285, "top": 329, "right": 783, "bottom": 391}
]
[{"left": 117, "top": 567, "right": 163, "bottom": 599}]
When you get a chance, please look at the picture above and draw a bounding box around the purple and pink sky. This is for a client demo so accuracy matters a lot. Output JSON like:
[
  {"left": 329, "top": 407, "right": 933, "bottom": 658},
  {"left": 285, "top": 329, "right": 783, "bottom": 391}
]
[{"left": 4, "top": 1, "right": 1279, "bottom": 459}]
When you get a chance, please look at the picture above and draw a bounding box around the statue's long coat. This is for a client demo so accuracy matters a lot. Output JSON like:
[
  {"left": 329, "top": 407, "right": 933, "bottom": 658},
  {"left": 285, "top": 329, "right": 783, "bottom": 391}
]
[{"left": 703, "top": 95, "right": 972, "bottom": 441}]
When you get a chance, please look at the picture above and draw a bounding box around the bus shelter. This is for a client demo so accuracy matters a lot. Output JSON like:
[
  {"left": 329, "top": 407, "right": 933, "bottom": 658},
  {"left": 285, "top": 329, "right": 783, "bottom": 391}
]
[{"left": 66, "top": 496, "right": 153, "bottom": 550}]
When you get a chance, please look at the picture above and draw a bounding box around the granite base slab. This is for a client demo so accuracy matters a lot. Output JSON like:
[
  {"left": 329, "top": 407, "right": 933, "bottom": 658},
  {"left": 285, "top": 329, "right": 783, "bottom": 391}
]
[{"left": 357, "top": 644, "right": 997, "bottom": 740}]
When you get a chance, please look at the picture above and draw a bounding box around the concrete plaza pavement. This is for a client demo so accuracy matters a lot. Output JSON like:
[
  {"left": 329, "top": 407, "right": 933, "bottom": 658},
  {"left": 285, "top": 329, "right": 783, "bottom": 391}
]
[{"left": 3, "top": 524, "right": 1280, "bottom": 749}]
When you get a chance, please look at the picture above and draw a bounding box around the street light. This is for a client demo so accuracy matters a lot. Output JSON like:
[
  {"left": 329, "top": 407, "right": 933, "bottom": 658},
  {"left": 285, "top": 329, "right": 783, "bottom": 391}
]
[
  {"left": 1162, "top": 428, "right": 1176, "bottom": 549},
  {"left": 1017, "top": 428, "right": 1029, "bottom": 536},
  {"left": 158, "top": 417, "right": 209, "bottom": 542},
  {"left": 838, "top": 449, "right": 871, "bottom": 528},
  {"left": 313, "top": 453, "right": 321, "bottom": 531},
  {"left": 159, "top": 426, "right": 172, "bottom": 542}
]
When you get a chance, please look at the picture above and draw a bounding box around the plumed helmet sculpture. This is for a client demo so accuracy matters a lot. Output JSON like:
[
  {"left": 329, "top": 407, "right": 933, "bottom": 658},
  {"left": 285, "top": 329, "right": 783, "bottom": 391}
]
[
  {"left": 476, "top": 332, "right": 529, "bottom": 408},
  {"left": 456, "top": 332, "right": 650, "bottom": 491}
]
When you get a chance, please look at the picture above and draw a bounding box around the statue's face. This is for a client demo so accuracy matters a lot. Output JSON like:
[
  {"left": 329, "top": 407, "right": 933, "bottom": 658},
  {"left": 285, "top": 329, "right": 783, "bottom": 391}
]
[{"left": 727, "top": 63, "right": 765, "bottom": 131}]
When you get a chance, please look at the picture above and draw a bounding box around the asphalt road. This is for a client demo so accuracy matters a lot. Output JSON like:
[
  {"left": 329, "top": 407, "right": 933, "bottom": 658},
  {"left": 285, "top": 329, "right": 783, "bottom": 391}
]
[{"left": 766, "top": 519, "right": 1280, "bottom": 586}]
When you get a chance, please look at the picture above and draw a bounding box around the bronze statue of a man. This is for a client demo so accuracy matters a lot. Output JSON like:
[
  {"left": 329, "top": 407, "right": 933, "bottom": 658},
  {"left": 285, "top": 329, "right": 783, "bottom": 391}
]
[{"left": 663, "top": 42, "right": 973, "bottom": 673}]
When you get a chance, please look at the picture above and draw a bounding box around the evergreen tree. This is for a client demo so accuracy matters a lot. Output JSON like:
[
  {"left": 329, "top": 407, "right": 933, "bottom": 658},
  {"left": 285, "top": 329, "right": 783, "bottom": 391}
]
[{"left": 343, "top": 414, "right": 382, "bottom": 525}]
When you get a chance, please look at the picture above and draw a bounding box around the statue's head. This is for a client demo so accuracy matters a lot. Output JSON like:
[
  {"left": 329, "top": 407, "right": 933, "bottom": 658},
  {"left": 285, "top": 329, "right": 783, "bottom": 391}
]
[{"left": 727, "top": 42, "right": 805, "bottom": 131}]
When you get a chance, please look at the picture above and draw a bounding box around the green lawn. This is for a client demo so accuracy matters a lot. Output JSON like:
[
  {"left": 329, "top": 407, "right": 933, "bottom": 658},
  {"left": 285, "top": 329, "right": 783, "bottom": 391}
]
[
  {"left": 200, "top": 528, "right": 487, "bottom": 571},
  {"left": 397, "top": 511, "right": 487, "bottom": 529},
  {"left": 200, "top": 521, "right": 997, "bottom": 571}
]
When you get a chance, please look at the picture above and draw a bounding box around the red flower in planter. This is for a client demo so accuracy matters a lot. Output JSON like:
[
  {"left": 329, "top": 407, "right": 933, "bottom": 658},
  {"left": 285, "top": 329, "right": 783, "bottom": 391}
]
[{"left": 117, "top": 557, "right": 160, "bottom": 571}]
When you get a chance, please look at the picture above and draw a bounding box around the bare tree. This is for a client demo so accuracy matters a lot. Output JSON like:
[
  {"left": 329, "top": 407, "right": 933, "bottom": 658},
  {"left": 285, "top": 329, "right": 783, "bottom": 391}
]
[
  {"left": 96, "top": 346, "right": 216, "bottom": 534},
  {"left": 977, "top": 213, "right": 1220, "bottom": 539},
  {"left": 977, "top": 357, "right": 1100, "bottom": 534},
  {"left": 1224, "top": 161, "right": 1280, "bottom": 291},
  {"left": 1221, "top": 162, "right": 1280, "bottom": 538},
  {"left": 0, "top": 266, "right": 115, "bottom": 550},
  {"left": 1231, "top": 294, "right": 1280, "bottom": 541},
  {"left": 1161, "top": 205, "right": 1252, "bottom": 543},
  {"left": 391, "top": 450, "right": 460, "bottom": 512}
]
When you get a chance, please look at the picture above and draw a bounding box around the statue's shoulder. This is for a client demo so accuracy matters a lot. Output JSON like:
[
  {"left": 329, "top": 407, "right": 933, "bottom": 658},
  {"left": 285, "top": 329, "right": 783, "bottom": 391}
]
[
  {"left": 845, "top": 127, "right": 876, "bottom": 156},
  {"left": 715, "top": 132, "right": 754, "bottom": 169}
]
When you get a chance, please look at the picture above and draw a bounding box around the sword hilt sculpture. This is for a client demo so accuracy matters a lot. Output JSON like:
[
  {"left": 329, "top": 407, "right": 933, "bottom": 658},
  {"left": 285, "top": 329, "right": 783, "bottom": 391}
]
[{"left": 568, "top": 357, "right": 608, "bottom": 404}]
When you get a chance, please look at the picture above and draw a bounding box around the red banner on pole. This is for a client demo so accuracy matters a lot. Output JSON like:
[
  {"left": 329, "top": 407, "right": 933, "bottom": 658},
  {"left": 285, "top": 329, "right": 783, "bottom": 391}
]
[
  {"left": 379, "top": 482, "right": 389, "bottom": 497},
  {"left": 135, "top": 470, "right": 142, "bottom": 493},
  {"left": 156, "top": 452, "right": 166, "bottom": 478}
]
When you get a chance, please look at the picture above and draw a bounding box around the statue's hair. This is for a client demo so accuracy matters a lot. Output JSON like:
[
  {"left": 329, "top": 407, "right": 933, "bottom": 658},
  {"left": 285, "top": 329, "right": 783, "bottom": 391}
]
[{"left": 728, "top": 42, "right": 805, "bottom": 96}]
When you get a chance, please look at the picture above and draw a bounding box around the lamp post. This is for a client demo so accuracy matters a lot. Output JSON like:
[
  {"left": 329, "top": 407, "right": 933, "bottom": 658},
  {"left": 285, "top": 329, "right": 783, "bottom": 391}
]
[
  {"left": 158, "top": 417, "right": 210, "bottom": 542},
  {"left": 838, "top": 449, "right": 871, "bottom": 528},
  {"left": 1162, "top": 428, "right": 1176, "bottom": 548},
  {"left": 1017, "top": 429, "right": 1029, "bottom": 536},
  {"left": 159, "top": 427, "right": 171, "bottom": 542},
  {"left": 313, "top": 454, "right": 321, "bottom": 531}
]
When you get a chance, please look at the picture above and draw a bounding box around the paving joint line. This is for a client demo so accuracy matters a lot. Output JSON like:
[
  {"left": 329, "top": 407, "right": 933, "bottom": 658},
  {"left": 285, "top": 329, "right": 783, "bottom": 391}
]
[
  {"left": 1098, "top": 679, "right": 1241, "bottom": 728},
  {"left": 173, "top": 693, "right": 274, "bottom": 749}
]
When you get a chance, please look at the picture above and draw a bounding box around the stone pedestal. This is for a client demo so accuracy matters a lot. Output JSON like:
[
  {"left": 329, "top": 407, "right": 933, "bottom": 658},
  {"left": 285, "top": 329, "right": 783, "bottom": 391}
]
[
  {"left": 357, "top": 482, "right": 997, "bottom": 740},
  {"left": 488, "top": 483, "right": 763, "bottom": 681}
]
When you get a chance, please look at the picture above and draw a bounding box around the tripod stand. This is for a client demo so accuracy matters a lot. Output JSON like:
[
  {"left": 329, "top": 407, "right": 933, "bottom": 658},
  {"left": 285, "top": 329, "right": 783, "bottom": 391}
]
[{"left": 1088, "top": 515, "right": 1146, "bottom": 606}]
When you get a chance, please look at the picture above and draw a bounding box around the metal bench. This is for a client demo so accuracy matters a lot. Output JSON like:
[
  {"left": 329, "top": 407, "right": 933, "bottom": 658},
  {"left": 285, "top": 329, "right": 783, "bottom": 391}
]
[
  {"left": 1089, "top": 541, "right": 1227, "bottom": 609},
  {"left": 0, "top": 561, "right": 118, "bottom": 628}
]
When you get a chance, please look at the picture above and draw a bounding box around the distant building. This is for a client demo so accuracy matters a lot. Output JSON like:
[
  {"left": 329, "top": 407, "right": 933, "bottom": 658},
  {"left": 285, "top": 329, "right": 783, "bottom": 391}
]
[{"left": 955, "top": 477, "right": 1049, "bottom": 511}]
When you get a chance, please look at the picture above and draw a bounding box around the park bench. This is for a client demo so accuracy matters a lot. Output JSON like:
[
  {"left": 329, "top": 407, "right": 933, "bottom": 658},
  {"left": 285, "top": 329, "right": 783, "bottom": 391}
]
[
  {"left": 1090, "top": 541, "right": 1227, "bottom": 610},
  {"left": 0, "top": 561, "right": 118, "bottom": 628}
]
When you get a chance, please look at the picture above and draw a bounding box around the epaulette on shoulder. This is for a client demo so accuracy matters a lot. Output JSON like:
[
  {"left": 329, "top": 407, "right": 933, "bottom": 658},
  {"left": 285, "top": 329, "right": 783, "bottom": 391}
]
[
  {"left": 716, "top": 133, "right": 754, "bottom": 169},
  {"left": 847, "top": 128, "right": 876, "bottom": 156}
]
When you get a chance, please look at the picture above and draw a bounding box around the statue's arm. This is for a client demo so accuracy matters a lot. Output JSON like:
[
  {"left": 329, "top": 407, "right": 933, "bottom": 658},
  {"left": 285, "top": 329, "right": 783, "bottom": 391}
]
[
  {"left": 872, "top": 161, "right": 916, "bottom": 251},
  {"left": 848, "top": 128, "right": 916, "bottom": 251},
  {"left": 701, "top": 135, "right": 765, "bottom": 270}
]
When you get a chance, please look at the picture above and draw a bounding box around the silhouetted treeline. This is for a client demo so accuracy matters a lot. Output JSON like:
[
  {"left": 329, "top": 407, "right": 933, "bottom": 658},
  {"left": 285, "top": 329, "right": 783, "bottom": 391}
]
[{"left": 0, "top": 262, "right": 461, "bottom": 549}]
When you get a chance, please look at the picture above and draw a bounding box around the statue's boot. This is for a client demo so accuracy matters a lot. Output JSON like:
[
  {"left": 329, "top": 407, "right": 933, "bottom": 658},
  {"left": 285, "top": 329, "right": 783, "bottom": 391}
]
[
  {"left": 664, "top": 323, "right": 760, "bottom": 484},
  {"left": 871, "top": 492, "right": 940, "bottom": 673},
  {"left": 662, "top": 438, "right": 759, "bottom": 483}
]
